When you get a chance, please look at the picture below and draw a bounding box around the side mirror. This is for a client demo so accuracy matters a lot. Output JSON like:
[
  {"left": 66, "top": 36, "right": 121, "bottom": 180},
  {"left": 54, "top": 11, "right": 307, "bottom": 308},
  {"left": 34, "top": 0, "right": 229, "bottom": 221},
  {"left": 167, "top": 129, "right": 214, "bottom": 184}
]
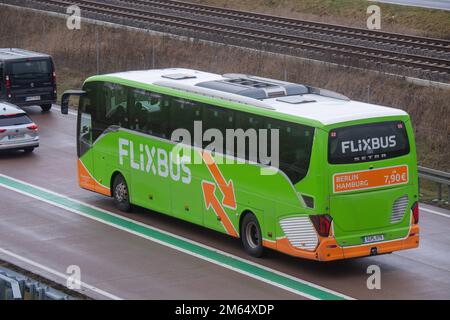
[{"left": 60, "top": 90, "right": 86, "bottom": 115}]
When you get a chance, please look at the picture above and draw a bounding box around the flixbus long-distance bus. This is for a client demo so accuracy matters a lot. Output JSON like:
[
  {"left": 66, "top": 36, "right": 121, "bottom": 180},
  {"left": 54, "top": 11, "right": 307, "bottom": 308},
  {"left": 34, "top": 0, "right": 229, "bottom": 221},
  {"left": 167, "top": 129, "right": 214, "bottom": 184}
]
[{"left": 61, "top": 68, "right": 419, "bottom": 261}]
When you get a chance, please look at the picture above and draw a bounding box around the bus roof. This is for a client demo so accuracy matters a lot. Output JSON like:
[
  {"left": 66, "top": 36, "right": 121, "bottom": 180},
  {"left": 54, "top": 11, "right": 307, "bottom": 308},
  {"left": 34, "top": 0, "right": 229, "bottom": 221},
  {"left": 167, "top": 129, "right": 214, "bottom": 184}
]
[{"left": 87, "top": 68, "right": 408, "bottom": 128}]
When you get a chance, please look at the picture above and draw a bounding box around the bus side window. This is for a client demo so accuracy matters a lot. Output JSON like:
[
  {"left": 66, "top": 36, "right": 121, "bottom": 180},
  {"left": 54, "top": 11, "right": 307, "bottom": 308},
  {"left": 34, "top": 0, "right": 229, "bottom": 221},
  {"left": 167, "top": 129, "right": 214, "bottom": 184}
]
[
  {"left": 146, "top": 93, "right": 168, "bottom": 138},
  {"left": 169, "top": 97, "right": 202, "bottom": 145},
  {"left": 267, "top": 118, "right": 314, "bottom": 184},
  {"left": 129, "top": 88, "right": 150, "bottom": 132},
  {"left": 102, "top": 82, "right": 128, "bottom": 128},
  {"left": 202, "top": 104, "right": 234, "bottom": 152},
  {"left": 234, "top": 110, "right": 264, "bottom": 162},
  {"left": 128, "top": 89, "right": 168, "bottom": 139}
]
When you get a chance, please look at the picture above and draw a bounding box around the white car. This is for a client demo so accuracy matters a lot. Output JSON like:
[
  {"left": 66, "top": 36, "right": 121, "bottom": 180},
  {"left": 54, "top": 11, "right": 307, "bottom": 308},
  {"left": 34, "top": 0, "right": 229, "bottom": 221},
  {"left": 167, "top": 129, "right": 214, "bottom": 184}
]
[{"left": 0, "top": 101, "right": 39, "bottom": 152}]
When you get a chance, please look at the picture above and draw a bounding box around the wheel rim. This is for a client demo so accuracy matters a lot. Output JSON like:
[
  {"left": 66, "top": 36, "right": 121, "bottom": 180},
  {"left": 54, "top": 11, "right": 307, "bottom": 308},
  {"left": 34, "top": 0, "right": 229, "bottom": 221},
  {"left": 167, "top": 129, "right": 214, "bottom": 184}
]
[
  {"left": 115, "top": 182, "right": 128, "bottom": 203},
  {"left": 245, "top": 221, "right": 260, "bottom": 249}
]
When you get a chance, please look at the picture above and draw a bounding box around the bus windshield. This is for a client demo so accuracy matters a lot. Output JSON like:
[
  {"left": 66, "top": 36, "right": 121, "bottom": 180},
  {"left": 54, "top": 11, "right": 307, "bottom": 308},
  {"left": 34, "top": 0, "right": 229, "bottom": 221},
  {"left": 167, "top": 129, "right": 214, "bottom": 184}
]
[{"left": 328, "top": 121, "right": 410, "bottom": 164}]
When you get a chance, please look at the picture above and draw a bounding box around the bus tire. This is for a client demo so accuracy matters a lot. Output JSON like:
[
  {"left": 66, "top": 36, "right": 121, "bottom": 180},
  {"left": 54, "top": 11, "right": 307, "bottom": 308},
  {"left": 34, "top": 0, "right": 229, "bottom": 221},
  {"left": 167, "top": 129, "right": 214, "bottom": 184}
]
[
  {"left": 240, "top": 213, "right": 264, "bottom": 258},
  {"left": 112, "top": 174, "right": 132, "bottom": 212},
  {"left": 40, "top": 104, "right": 52, "bottom": 112}
]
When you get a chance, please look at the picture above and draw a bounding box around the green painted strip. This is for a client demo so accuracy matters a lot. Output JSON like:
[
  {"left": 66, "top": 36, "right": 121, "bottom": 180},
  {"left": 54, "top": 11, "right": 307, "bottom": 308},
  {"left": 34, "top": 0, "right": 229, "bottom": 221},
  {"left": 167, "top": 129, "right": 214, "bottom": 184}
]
[{"left": 0, "top": 174, "right": 349, "bottom": 300}]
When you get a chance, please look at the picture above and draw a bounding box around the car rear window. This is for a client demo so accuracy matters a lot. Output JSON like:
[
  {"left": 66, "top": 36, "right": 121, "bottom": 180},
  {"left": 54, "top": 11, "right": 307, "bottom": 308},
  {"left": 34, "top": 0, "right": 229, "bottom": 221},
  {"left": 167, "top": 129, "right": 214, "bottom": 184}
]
[
  {"left": 0, "top": 114, "right": 32, "bottom": 126},
  {"left": 328, "top": 121, "right": 410, "bottom": 164},
  {"left": 10, "top": 60, "right": 51, "bottom": 79}
]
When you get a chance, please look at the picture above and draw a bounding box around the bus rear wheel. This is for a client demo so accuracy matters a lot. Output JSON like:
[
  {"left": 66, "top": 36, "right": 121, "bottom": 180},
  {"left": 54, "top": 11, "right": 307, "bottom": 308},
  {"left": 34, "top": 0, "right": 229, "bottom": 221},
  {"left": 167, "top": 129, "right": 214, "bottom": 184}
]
[
  {"left": 113, "top": 174, "right": 131, "bottom": 212},
  {"left": 241, "top": 213, "right": 264, "bottom": 258}
]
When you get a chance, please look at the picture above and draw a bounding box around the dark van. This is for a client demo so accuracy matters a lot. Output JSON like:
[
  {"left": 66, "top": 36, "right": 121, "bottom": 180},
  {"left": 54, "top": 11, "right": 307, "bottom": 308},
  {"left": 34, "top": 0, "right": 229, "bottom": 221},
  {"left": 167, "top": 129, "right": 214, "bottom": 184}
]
[{"left": 0, "top": 48, "right": 56, "bottom": 112}]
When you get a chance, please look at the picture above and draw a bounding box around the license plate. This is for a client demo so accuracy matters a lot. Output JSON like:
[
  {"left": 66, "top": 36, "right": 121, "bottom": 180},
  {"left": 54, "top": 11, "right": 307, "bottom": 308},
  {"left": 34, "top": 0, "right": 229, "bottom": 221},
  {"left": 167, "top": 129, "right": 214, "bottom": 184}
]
[
  {"left": 363, "top": 234, "right": 384, "bottom": 244},
  {"left": 8, "top": 134, "right": 25, "bottom": 140},
  {"left": 26, "top": 96, "right": 41, "bottom": 102}
]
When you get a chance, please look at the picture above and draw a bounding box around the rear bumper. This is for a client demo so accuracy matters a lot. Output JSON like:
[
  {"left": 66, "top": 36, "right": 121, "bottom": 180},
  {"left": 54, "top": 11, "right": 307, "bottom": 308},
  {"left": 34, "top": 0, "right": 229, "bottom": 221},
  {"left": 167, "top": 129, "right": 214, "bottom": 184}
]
[
  {"left": 264, "top": 225, "right": 419, "bottom": 261},
  {"left": 0, "top": 139, "right": 39, "bottom": 150},
  {"left": 14, "top": 100, "right": 55, "bottom": 107},
  {"left": 5, "top": 95, "right": 55, "bottom": 107}
]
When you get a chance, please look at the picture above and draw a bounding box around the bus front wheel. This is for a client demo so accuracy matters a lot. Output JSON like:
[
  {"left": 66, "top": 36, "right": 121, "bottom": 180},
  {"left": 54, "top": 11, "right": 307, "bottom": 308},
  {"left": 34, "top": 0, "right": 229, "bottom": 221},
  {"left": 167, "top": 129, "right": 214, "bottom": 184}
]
[
  {"left": 113, "top": 174, "right": 132, "bottom": 212},
  {"left": 241, "top": 213, "right": 264, "bottom": 258}
]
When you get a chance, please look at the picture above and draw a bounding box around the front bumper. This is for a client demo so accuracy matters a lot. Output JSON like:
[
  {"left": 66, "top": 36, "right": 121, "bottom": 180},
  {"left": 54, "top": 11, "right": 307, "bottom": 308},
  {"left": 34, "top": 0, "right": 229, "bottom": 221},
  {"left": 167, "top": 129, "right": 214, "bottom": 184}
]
[{"left": 264, "top": 224, "right": 419, "bottom": 261}]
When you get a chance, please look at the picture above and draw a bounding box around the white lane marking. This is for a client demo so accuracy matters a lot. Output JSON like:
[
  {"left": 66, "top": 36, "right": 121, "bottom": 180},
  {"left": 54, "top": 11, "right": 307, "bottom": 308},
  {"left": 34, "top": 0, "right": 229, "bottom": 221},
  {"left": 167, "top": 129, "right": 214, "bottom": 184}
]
[
  {"left": 0, "top": 173, "right": 353, "bottom": 300},
  {"left": 421, "top": 206, "right": 450, "bottom": 219},
  {"left": 0, "top": 247, "right": 122, "bottom": 300},
  {"left": 64, "top": 109, "right": 78, "bottom": 116}
]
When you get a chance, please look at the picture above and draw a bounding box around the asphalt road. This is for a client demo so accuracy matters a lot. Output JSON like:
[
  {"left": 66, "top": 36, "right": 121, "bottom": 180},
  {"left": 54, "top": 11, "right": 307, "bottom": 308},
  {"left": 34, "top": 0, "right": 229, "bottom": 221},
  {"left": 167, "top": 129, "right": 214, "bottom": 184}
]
[
  {"left": 0, "top": 106, "right": 449, "bottom": 300},
  {"left": 372, "top": 0, "right": 450, "bottom": 11}
]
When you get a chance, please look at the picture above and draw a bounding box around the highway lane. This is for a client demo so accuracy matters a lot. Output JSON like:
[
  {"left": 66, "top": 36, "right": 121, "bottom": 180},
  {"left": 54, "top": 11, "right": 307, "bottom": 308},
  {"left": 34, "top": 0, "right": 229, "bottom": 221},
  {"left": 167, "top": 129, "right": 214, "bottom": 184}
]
[
  {"left": 371, "top": 0, "right": 450, "bottom": 11},
  {"left": 0, "top": 106, "right": 449, "bottom": 299},
  {"left": 0, "top": 186, "right": 308, "bottom": 300}
]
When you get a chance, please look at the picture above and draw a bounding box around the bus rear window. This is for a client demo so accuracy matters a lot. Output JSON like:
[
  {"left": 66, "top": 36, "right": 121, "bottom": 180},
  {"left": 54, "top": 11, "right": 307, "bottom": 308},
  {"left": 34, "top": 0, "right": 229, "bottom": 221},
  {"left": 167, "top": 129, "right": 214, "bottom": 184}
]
[{"left": 328, "top": 121, "right": 410, "bottom": 164}]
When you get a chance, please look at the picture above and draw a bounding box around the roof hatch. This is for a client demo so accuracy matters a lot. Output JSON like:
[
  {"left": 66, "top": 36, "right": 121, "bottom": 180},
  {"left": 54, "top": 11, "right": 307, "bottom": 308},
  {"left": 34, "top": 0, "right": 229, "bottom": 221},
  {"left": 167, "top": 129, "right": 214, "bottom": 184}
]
[
  {"left": 277, "top": 96, "right": 316, "bottom": 104},
  {"left": 161, "top": 73, "right": 197, "bottom": 80},
  {"left": 196, "top": 74, "right": 309, "bottom": 100}
]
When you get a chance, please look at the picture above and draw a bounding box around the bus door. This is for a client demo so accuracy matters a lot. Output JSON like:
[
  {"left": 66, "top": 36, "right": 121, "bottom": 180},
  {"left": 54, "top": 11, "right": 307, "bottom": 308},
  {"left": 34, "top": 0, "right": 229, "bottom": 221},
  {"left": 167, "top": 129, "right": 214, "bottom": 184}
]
[
  {"left": 91, "top": 82, "right": 128, "bottom": 196},
  {"left": 77, "top": 83, "right": 96, "bottom": 192}
]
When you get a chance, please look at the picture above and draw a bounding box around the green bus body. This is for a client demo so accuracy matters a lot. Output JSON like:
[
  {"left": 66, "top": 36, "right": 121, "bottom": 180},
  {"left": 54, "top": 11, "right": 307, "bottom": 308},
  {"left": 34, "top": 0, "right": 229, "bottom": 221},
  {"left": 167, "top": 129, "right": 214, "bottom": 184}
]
[{"left": 73, "top": 71, "right": 420, "bottom": 261}]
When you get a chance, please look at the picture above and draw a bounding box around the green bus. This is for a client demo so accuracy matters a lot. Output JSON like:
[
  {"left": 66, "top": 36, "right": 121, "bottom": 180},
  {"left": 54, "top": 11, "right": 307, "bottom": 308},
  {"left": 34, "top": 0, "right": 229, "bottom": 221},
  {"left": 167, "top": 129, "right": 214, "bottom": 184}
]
[{"left": 61, "top": 68, "right": 420, "bottom": 261}]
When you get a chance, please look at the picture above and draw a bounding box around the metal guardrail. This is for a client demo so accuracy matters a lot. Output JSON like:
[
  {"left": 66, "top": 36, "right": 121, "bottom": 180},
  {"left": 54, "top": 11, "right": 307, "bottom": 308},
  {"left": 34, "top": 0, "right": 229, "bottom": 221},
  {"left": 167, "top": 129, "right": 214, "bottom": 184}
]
[
  {"left": 0, "top": 273, "right": 21, "bottom": 300},
  {"left": 0, "top": 266, "right": 74, "bottom": 300},
  {"left": 418, "top": 166, "right": 450, "bottom": 203}
]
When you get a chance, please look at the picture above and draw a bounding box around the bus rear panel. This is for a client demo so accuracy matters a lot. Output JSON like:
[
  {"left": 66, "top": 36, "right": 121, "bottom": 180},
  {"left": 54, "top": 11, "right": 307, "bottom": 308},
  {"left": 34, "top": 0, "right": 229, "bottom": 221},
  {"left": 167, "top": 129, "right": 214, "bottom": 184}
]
[{"left": 321, "top": 118, "right": 419, "bottom": 260}]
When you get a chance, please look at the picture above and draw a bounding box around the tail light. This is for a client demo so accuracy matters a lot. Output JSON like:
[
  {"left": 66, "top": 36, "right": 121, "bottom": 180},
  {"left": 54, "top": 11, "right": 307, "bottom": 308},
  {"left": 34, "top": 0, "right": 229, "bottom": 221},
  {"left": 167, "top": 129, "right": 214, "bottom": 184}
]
[
  {"left": 412, "top": 202, "right": 419, "bottom": 224},
  {"left": 5, "top": 75, "right": 11, "bottom": 98},
  {"left": 27, "top": 124, "right": 38, "bottom": 131},
  {"left": 52, "top": 71, "right": 57, "bottom": 95},
  {"left": 310, "top": 214, "right": 333, "bottom": 237},
  {"left": 5, "top": 75, "right": 10, "bottom": 88},
  {"left": 0, "top": 129, "right": 6, "bottom": 133}
]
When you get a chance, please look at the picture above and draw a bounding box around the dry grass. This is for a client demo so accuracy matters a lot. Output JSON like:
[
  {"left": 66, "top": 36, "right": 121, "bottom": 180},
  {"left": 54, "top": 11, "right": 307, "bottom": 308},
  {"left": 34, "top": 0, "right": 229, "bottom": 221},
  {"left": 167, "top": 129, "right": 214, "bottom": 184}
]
[
  {"left": 187, "top": 0, "right": 450, "bottom": 38},
  {"left": 0, "top": 5, "right": 448, "bottom": 172}
]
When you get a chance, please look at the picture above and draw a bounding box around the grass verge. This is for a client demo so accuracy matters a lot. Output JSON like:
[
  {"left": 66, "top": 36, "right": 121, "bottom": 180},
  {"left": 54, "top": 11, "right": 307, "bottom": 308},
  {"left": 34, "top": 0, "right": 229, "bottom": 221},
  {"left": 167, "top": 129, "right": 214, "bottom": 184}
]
[{"left": 186, "top": 0, "right": 450, "bottom": 38}]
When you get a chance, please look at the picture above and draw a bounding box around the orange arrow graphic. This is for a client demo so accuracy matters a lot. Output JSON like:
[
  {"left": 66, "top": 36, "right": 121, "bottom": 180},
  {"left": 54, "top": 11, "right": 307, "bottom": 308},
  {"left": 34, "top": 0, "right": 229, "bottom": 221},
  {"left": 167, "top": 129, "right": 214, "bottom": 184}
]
[
  {"left": 201, "top": 151, "right": 236, "bottom": 209},
  {"left": 202, "top": 181, "right": 238, "bottom": 237}
]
